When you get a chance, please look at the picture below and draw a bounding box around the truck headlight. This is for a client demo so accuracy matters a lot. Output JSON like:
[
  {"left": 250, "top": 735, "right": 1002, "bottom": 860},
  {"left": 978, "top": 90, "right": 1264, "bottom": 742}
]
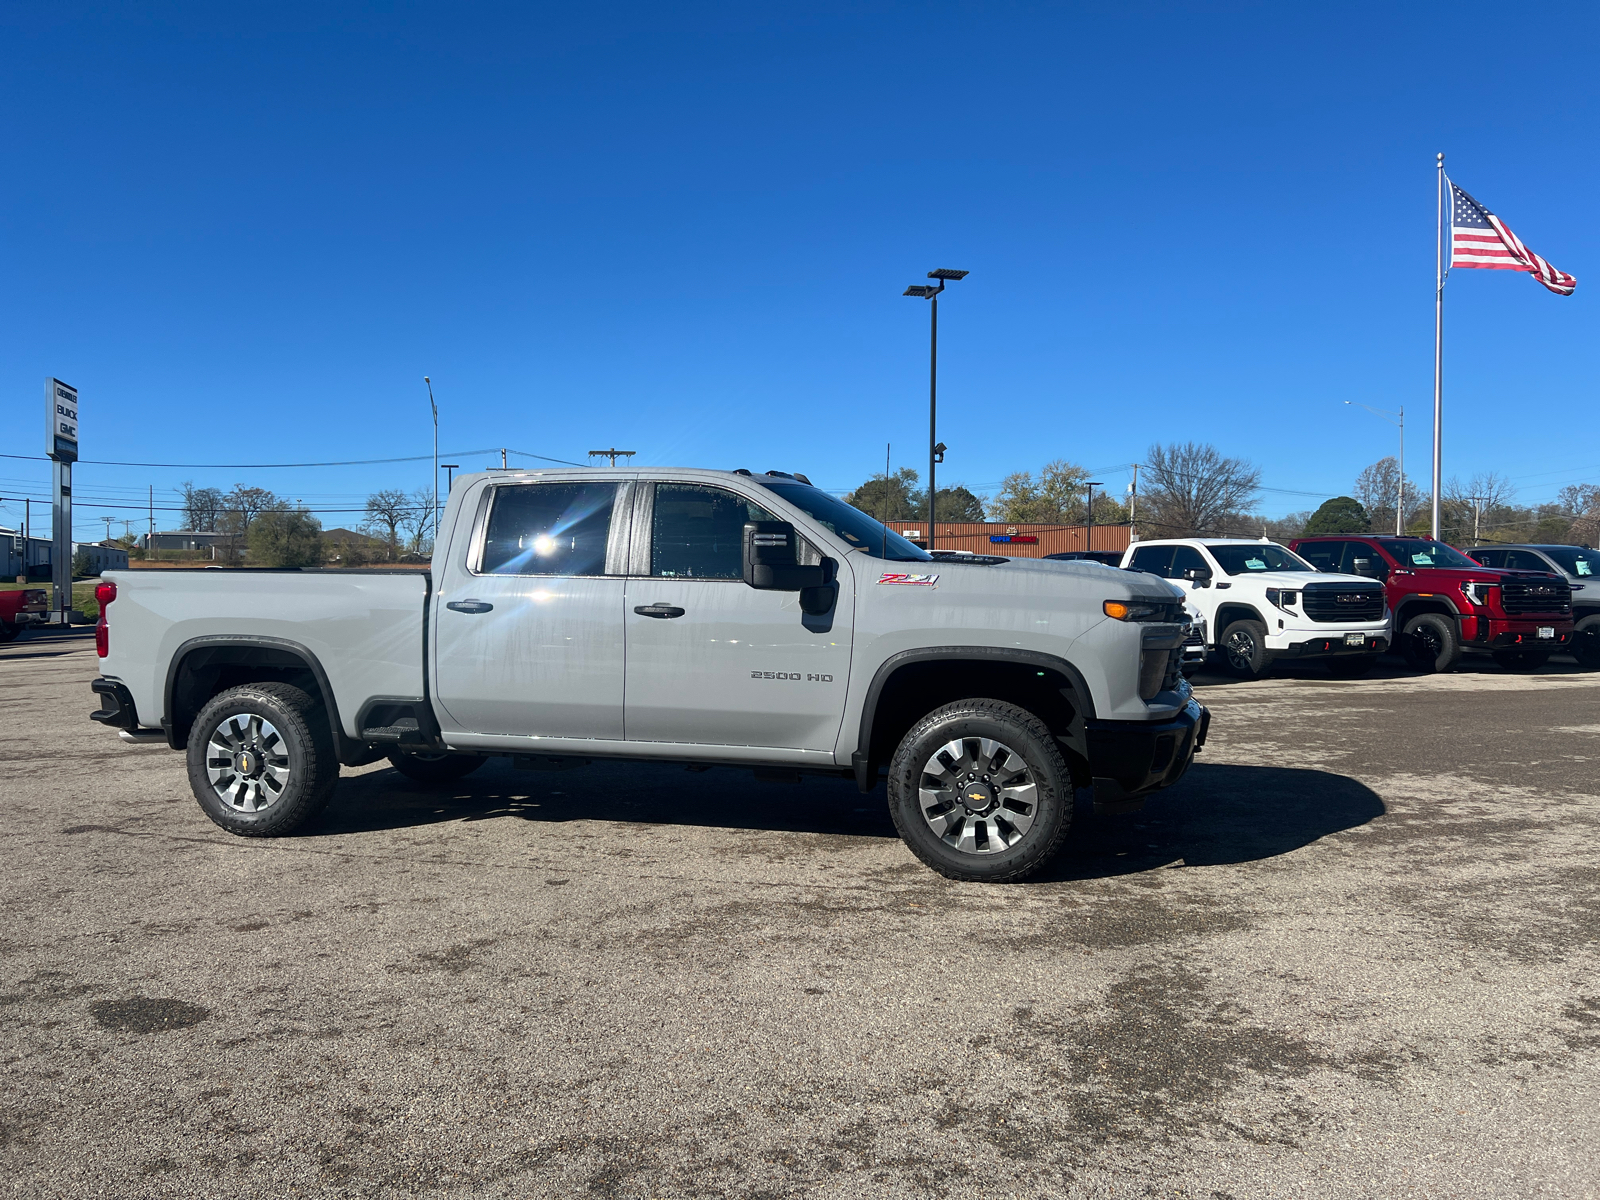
[
  {"left": 1104, "top": 600, "right": 1168, "bottom": 621},
  {"left": 1265, "top": 588, "right": 1298, "bottom": 611},
  {"left": 1461, "top": 582, "right": 1497, "bottom": 607}
]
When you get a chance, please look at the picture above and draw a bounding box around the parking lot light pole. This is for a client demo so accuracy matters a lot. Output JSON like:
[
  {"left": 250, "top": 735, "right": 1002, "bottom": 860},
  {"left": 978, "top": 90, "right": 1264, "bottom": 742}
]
[
  {"left": 425, "top": 377, "right": 439, "bottom": 543},
  {"left": 1344, "top": 402, "right": 1405, "bottom": 535},
  {"left": 903, "top": 269, "right": 968, "bottom": 550}
]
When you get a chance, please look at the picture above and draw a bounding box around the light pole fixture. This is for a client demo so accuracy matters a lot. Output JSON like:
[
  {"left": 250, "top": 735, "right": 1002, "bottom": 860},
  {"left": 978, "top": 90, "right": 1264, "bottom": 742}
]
[
  {"left": 425, "top": 377, "right": 439, "bottom": 541},
  {"left": 1084, "top": 481, "right": 1103, "bottom": 551},
  {"left": 903, "top": 268, "right": 969, "bottom": 550},
  {"left": 1344, "top": 402, "right": 1406, "bottom": 535},
  {"left": 441, "top": 464, "right": 460, "bottom": 496}
]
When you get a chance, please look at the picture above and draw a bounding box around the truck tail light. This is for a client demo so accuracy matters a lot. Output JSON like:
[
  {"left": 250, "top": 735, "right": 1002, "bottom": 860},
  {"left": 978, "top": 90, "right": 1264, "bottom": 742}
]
[{"left": 95, "top": 581, "right": 116, "bottom": 658}]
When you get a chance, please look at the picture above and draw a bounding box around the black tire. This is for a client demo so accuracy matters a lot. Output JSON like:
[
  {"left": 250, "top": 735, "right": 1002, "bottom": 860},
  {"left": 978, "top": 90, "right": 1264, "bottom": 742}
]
[
  {"left": 886, "top": 698, "right": 1073, "bottom": 883},
  {"left": 1326, "top": 655, "right": 1377, "bottom": 678},
  {"left": 0, "top": 622, "right": 17, "bottom": 644},
  {"left": 1218, "top": 620, "right": 1273, "bottom": 680},
  {"left": 1493, "top": 649, "right": 1552, "bottom": 672},
  {"left": 1402, "top": 612, "right": 1461, "bottom": 673},
  {"left": 386, "top": 749, "right": 487, "bottom": 783},
  {"left": 1572, "top": 615, "right": 1600, "bottom": 669},
  {"left": 186, "top": 682, "right": 339, "bottom": 837}
]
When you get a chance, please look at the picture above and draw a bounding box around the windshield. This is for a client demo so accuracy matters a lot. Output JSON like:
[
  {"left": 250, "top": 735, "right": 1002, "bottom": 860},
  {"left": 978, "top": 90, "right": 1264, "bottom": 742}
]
[
  {"left": 1541, "top": 547, "right": 1599, "bottom": 577},
  {"left": 755, "top": 482, "right": 933, "bottom": 562},
  {"left": 1207, "top": 543, "right": 1313, "bottom": 575},
  {"left": 1378, "top": 539, "right": 1478, "bottom": 569}
]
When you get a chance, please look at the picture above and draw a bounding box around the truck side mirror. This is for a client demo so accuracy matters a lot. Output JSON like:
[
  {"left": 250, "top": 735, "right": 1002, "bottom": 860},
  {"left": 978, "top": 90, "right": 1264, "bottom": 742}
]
[
  {"left": 743, "top": 522, "right": 827, "bottom": 592},
  {"left": 1352, "top": 557, "right": 1381, "bottom": 579},
  {"left": 1182, "top": 567, "right": 1213, "bottom": 587}
]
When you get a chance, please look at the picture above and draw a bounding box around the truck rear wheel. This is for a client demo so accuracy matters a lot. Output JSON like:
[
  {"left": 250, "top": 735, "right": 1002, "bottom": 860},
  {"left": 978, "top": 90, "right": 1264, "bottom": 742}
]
[
  {"left": 886, "top": 699, "right": 1072, "bottom": 883},
  {"left": 1573, "top": 615, "right": 1600, "bottom": 669},
  {"left": 186, "top": 683, "right": 339, "bottom": 837},
  {"left": 386, "top": 749, "right": 486, "bottom": 783},
  {"left": 1219, "top": 620, "right": 1273, "bottom": 679},
  {"left": 0, "top": 621, "right": 18, "bottom": 643},
  {"left": 1493, "top": 649, "right": 1551, "bottom": 672},
  {"left": 1402, "top": 613, "right": 1461, "bottom": 673}
]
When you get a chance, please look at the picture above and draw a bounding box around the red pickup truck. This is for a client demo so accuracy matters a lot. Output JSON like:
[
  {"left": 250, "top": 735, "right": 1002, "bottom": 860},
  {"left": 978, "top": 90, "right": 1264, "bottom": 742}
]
[
  {"left": 0, "top": 587, "right": 49, "bottom": 642},
  {"left": 1292, "top": 535, "right": 1574, "bottom": 672}
]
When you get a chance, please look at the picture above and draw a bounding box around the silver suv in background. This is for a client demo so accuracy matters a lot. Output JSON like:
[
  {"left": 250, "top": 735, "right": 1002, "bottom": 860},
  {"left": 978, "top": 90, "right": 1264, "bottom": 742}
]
[{"left": 1466, "top": 544, "right": 1600, "bottom": 668}]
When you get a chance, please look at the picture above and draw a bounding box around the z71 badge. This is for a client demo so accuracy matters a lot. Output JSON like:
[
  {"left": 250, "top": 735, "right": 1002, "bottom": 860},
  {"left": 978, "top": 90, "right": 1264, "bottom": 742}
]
[{"left": 877, "top": 572, "right": 939, "bottom": 586}]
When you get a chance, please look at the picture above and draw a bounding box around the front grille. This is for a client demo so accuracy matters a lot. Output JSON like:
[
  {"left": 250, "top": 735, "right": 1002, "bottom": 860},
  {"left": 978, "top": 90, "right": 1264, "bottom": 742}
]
[
  {"left": 1140, "top": 647, "right": 1184, "bottom": 700},
  {"left": 1183, "top": 624, "right": 1204, "bottom": 646},
  {"left": 1301, "top": 582, "right": 1385, "bottom": 623},
  {"left": 1500, "top": 577, "right": 1572, "bottom": 615}
]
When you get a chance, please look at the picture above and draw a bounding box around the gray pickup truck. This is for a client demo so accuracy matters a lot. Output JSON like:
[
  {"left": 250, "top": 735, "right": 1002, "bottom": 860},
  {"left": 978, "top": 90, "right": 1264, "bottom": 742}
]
[{"left": 89, "top": 467, "right": 1208, "bottom": 881}]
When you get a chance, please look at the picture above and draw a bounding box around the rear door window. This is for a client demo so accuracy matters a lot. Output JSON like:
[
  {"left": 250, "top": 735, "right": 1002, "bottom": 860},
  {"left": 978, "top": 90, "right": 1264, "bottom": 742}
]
[
  {"left": 1471, "top": 548, "right": 1505, "bottom": 568},
  {"left": 479, "top": 482, "right": 618, "bottom": 576},
  {"left": 1506, "top": 550, "right": 1552, "bottom": 572},
  {"left": 1127, "top": 545, "right": 1174, "bottom": 577},
  {"left": 1297, "top": 541, "right": 1344, "bottom": 572}
]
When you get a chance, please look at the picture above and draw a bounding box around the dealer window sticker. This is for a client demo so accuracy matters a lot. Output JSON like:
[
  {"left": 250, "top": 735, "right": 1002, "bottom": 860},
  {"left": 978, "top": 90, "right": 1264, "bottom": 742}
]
[{"left": 877, "top": 572, "right": 940, "bottom": 586}]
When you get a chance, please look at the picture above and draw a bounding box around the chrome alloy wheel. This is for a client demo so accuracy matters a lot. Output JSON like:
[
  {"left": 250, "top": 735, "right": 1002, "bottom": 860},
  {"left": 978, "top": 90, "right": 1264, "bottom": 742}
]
[
  {"left": 205, "top": 713, "right": 292, "bottom": 813},
  {"left": 917, "top": 736, "right": 1038, "bottom": 855},
  {"left": 1223, "top": 628, "right": 1258, "bottom": 672}
]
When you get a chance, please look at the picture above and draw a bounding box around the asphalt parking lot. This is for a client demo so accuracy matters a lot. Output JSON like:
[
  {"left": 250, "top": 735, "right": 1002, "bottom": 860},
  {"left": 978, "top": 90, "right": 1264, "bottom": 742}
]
[{"left": 2, "top": 629, "right": 1597, "bottom": 1199}]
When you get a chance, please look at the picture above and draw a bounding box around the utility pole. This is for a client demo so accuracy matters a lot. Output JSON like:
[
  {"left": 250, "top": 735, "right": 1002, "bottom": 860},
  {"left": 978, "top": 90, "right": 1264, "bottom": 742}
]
[
  {"left": 501, "top": 448, "right": 508, "bottom": 469},
  {"left": 588, "top": 449, "right": 637, "bottom": 467},
  {"left": 1128, "top": 464, "right": 1139, "bottom": 542},
  {"left": 442, "top": 464, "right": 460, "bottom": 496},
  {"left": 1084, "top": 481, "right": 1103, "bottom": 552},
  {"left": 149, "top": 485, "right": 156, "bottom": 561},
  {"left": 1467, "top": 495, "right": 1487, "bottom": 545},
  {"left": 903, "top": 269, "right": 969, "bottom": 550},
  {"left": 102, "top": 515, "right": 113, "bottom": 543},
  {"left": 1344, "top": 402, "right": 1406, "bottom": 535}
]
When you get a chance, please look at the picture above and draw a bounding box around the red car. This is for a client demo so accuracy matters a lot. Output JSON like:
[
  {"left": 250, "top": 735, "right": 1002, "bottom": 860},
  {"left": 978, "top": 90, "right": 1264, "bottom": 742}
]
[
  {"left": 0, "top": 588, "right": 49, "bottom": 642},
  {"left": 1292, "top": 535, "right": 1573, "bottom": 672}
]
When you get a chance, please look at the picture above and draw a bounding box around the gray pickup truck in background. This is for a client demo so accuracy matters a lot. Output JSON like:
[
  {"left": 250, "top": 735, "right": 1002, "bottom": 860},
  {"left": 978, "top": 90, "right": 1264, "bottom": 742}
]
[{"left": 89, "top": 467, "right": 1208, "bottom": 881}]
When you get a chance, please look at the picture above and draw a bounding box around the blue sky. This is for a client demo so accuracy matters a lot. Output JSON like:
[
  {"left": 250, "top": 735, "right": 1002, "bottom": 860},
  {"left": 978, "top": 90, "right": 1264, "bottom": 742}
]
[{"left": 2, "top": 2, "right": 1595, "bottom": 539}]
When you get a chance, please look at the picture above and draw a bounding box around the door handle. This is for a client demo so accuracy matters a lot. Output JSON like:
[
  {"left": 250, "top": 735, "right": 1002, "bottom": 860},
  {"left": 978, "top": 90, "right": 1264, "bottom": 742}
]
[
  {"left": 446, "top": 599, "right": 494, "bottom": 614},
  {"left": 634, "top": 604, "right": 686, "bottom": 619}
]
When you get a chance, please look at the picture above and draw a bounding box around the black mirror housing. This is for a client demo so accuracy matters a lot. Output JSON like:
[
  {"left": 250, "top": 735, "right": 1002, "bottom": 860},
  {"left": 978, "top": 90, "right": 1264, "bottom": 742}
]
[
  {"left": 743, "top": 522, "right": 827, "bottom": 591},
  {"left": 1182, "top": 567, "right": 1213, "bottom": 586}
]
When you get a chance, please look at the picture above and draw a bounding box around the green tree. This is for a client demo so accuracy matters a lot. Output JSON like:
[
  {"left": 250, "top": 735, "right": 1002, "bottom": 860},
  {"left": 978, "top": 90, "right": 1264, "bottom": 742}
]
[
  {"left": 988, "top": 460, "right": 1091, "bottom": 523},
  {"left": 1302, "top": 496, "right": 1370, "bottom": 535},
  {"left": 844, "top": 469, "right": 922, "bottom": 522},
  {"left": 248, "top": 508, "right": 324, "bottom": 568},
  {"left": 928, "top": 485, "right": 987, "bottom": 522}
]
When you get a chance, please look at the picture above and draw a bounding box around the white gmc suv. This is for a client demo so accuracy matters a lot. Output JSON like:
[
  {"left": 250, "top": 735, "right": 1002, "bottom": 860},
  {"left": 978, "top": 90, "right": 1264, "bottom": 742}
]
[{"left": 1121, "top": 538, "right": 1390, "bottom": 678}]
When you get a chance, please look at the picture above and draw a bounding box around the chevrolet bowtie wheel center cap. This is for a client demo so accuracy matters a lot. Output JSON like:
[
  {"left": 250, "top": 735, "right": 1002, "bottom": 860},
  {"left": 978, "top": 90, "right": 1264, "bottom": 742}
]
[{"left": 916, "top": 737, "right": 1040, "bottom": 856}]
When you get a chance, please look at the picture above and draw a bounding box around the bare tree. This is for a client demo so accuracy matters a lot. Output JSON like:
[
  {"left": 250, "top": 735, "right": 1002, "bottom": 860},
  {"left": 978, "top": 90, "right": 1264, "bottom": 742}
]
[
  {"left": 363, "top": 490, "right": 410, "bottom": 562},
  {"left": 1353, "top": 457, "right": 1424, "bottom": 535},
  {"left": 401, "top": 487, "right": 437, "bottom": 556},
  {"left": 179, "top": 481, "right": 226, "bottom": 532},
  {"left": 216, "top": 486, "right": 283, "bottom": 563},
  {"left": 1445, "top": 472, "right": 1516, "bottom": 545},
  {"left": 1560, "top": 484, "right": 1600, "bottom": 547},
  {"left": 1138, "top": 443, "right": 1260, "bottom": 537}
]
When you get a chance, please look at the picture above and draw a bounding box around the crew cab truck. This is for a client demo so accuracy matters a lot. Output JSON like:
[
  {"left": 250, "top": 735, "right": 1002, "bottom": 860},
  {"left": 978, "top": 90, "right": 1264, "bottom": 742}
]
[
  {"left": 1292, "top": 535, "right": 1574, "bottom": 672},
  {"left": 0, "top": 587, "right": 49, "bottom": 641},
  {"left": 1120, "top": 538, "right": 1390, "bottom": 679},
  {"left": 88, "top": 468, "right": 1207, "bottom": 883},
  {"left": 1466, "top": 544, "right": 1599, "bottom": 669}
]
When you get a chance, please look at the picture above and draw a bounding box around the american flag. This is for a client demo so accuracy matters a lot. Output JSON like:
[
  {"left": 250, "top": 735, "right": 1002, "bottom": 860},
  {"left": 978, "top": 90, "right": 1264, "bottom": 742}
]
[{"left": 1449, "top": 180, "right": 1576, "bottom": 295}]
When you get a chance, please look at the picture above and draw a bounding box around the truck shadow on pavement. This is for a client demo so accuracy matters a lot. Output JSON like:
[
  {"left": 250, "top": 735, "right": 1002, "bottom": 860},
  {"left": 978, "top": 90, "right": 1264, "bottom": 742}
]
[{"left": 315, "top": 759, "right": 1383, "bottom": 882}]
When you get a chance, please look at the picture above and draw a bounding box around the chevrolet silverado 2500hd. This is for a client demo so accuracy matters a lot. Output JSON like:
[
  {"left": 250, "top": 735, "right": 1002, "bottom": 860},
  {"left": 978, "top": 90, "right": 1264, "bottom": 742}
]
[{"left": 88, "top": 468, "right": 1208, "bottom": 882}]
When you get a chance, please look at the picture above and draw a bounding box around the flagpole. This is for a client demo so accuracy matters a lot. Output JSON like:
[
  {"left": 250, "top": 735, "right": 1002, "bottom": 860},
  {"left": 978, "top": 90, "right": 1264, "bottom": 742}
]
[{"left": 1432, "top": 152, "right": 1444, "bottom": 540}]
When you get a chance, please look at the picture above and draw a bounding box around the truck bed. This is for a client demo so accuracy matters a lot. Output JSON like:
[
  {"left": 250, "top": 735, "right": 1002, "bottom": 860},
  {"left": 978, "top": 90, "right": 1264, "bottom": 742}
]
[{"left": 99, "top": 569, "right": 430, "bottom": 740}]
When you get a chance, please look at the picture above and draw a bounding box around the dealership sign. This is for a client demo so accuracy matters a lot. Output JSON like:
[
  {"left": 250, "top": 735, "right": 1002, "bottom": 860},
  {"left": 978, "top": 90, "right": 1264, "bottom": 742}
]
[{"left": 46, "top": 378, "right": 78, "bottom": 463}]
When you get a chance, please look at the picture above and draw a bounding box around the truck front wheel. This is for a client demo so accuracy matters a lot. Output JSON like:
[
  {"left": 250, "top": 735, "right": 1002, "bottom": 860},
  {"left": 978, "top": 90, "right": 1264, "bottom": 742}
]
[
  {"left": 386, "top": 749, "right": 487, "bottom": 783},
  {"left": 1573, "top": 615, "right": 1600, "bottom": 669},
  {"left": 886, "top": 699, "right": 1072, "bottom": 883},
  {"left": 186, "top": 683, "right": 339, "bottom": 837},
  {"left": 1402, "top": 613, "right": 1461, "bottom": 673},
  {"left": 1219, "top": 620, "right": 1273, "bottom": 679}
]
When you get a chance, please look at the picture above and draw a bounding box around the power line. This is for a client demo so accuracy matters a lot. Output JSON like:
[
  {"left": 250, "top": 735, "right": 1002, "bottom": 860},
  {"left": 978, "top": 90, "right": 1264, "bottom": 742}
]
[{"left": 0, "top": 446, "right": 587, "bottom": 469}]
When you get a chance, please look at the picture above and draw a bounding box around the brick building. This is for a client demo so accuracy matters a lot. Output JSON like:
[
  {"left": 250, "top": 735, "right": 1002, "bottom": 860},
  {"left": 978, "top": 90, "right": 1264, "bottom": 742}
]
[{"left": 885, "top": 521, "right": 1132, "bottom": 559}]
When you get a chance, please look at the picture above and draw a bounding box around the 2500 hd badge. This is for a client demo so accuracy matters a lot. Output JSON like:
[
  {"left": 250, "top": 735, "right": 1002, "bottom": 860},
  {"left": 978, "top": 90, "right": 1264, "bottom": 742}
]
[{"left": 751, "top": 671, "right": 834, "bottom": 682}]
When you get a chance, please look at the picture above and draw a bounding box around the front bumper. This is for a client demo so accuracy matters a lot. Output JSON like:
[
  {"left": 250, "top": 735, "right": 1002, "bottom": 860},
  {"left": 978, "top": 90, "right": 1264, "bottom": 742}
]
[
  {"left": 1276, "top": 634, "right": 1389, "bottom": 659},
  {"left": 90, "top": 678, "right": 141, "bottom": 731},
  {"left": 1086, "top": 698, "right": 1208, "bottom": 803}
]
